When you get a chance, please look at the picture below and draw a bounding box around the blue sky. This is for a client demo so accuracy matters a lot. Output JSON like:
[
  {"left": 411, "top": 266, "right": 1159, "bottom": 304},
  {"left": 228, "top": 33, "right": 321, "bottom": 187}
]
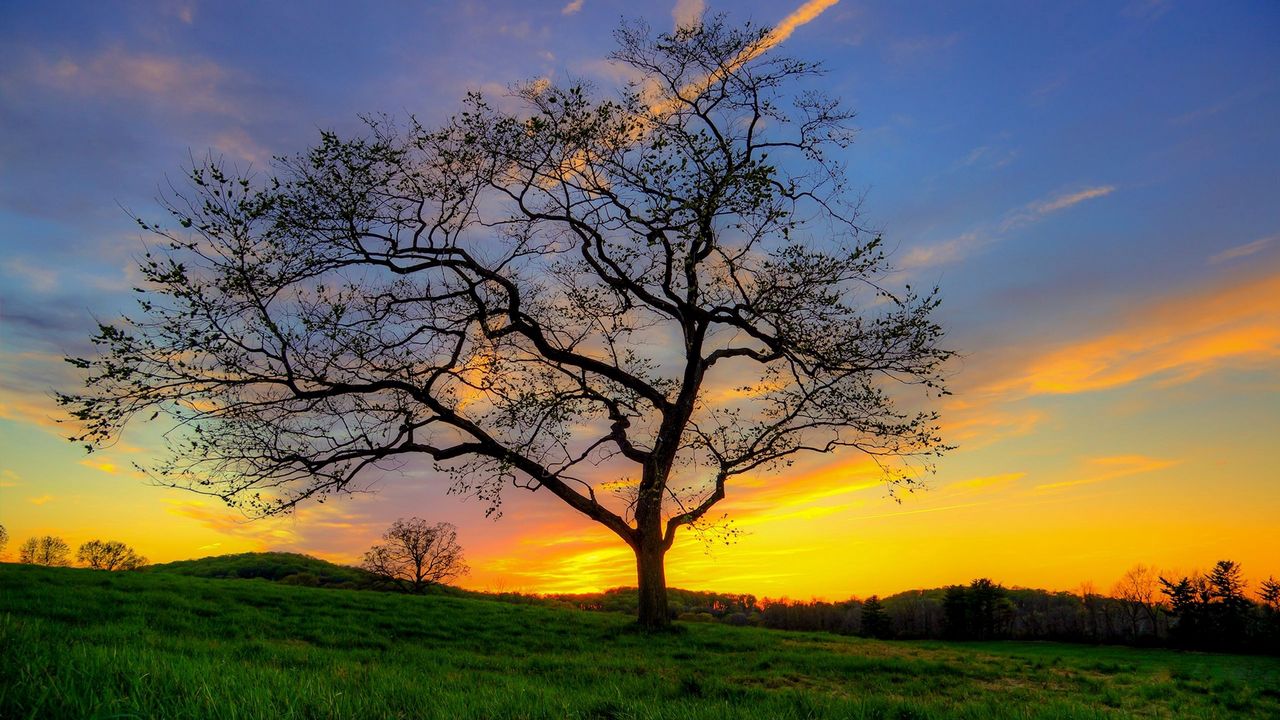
[{"left": 2, "top": 0, "right": 1278, "bottom": 597}]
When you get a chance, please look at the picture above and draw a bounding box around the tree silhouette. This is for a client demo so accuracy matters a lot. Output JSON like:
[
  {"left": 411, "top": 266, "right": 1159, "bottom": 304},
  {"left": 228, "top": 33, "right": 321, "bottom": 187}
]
[
  {"left": 362, "top": 518, "right": 468, "bottom": 592},
  {"left": 1261, "top": 576, "right": 1280, "bottom": 611},
  {"left": 860, "top": 595, "right": 891, "bottom": 639},
  {"left": 0, "top": 523, "right": 8, "bottom": 557},
  {"left": 1206, "top": 559, "right": 1250, "bottom": 644},
  {"left": 1112, "top": 564, "right": 1161, "bottom": 639},
  {"left": 19, "top": 535, "right": 70, "bottom": 566},
  {"left": 58, "top": 17, "right": 951, "bottom": 628},
  {"left": 76, "top": 539, "right": 148, "bottom": 570}
]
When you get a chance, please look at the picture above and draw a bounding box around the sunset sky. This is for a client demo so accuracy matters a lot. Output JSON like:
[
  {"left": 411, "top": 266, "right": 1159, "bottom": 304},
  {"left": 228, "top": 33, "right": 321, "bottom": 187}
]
[{"left": 1, "top": 0, "right": 1277, "bottom": 600}]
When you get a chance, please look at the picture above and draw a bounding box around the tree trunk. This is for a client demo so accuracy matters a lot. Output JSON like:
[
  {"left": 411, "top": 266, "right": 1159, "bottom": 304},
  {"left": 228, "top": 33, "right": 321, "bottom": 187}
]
[{"left": 634, "top": 535, "right": 671, "bottom": 630}]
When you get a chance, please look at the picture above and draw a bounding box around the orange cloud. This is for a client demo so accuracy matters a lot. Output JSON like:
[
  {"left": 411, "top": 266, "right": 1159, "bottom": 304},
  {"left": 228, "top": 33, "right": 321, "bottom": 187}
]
[
  {"left": 672, "top": 0, "right": 705, "bottom": 29},
  {"left": 995, "top": 271, "right": 1280, "bottom": 397},
  {"left": 947, "top": 472, "right": 1026, "bottom": 493},
  {"left": 79, "top": 459, "right": 120, "bottom": 475},
  {"left": 22, "top": 47, "right": 239, "bottom": 117},
  {"left": 648, "top": 0, "right": 840, "bottom": 117},
  {"left": 27, "top": 495, "right": 55, "bottom": 505},
  {"left": 1034, "top": 454, "right": 1177, "bottom": 492}
]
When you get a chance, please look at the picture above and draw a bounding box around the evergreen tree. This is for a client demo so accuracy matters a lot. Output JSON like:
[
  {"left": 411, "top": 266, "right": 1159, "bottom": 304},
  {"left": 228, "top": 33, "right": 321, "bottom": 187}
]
[{"left": 861, "top": 595, "right": 891, "bottom": 639}]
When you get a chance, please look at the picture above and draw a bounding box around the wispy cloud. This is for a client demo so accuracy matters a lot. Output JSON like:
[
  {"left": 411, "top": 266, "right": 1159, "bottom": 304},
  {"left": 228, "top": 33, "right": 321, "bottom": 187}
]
[
  {"left": 20, "top": 47, "right": 239, "bottom": 117},
  {"left": 1210, "top": 235, "right": 1275, "bottom": 264},
  {"left": 649, "top": 0, "right": 840, "bottom": 117},
  {"left": 899, "top": 232, "right": 982, "bottom": 270},
  {"left": 79, "top": 459, "right": 121, "bottom": 475},
  {"left": 2, "top": 258, "right": 59, "bottom": 293},
  {"left": 1035, "top": 455, "right": 1177, "bottom": 492},
  {"left": 28, "top": 494, "right": 56, "bottom": 505},
  {"left": 672, "top": 0, "right": 705, "bottom": 29},
  {"left": 998, "top": 185, "right": 1116, "bottom": 232},
  {"left": 887, "top": 33, "right": 960, "bottom": 64},
  {"left": 990, "top": 269, "right": 1280, "bottom": 397},
  {"left": 957, "top": 145, "right": 1018, "bottom": 170},
  {"left": 768, "top": 0, "right": 841, "bottom": 46},
  {"left": 947, "top": 472, "right": 1026, "bottom": 493},
  {"left": 561, "top": 0, "right": 584, "bottom": 16},
  {"left": 900, "top": 185, "right": 1115, "bottom": 271}
]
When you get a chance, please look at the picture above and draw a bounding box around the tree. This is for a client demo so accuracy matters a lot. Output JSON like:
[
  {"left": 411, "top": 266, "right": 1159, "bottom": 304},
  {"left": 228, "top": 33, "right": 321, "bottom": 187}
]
[
  {"left": 19, "top": 535, "right": 70, "bottom": 566},
  {"left": 942, "top": 585, "right": 969, "bottom": 639},
  {"left": 860, "top": 595, "right": 891, "bottom": 639},
  {"left": 1112, "top": 564, "right": 1161, "bottom": 639},
  {"left": 1160, "top": 571, "right": 1213, "bottom": 647},
  {"left": 362, "top": 518, "right": 468, "bottom": 592},
  {"left": 1206, "top": 559, "right": 1250, "bottom": 643},
  {"left": 0, "top": 523, "right": 8, "bottom": 557},
  {"left": 76, "top": 539, "right": 148, "bottom": 570},
  {"left": 59, "top": 17, "right": 951, "bottom": 629},
  {"left": 1261, "top": 576, "right": 1280, "bottom": 611}
]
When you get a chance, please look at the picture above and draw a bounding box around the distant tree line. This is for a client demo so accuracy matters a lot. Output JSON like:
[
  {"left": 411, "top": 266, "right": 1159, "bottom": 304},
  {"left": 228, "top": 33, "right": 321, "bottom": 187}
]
[
  {"left": 530, "top": 560, "right": 1278, "bottom": 654},
  {"left": 693, "top": 562, "right": 1277, "bottom": 655}
]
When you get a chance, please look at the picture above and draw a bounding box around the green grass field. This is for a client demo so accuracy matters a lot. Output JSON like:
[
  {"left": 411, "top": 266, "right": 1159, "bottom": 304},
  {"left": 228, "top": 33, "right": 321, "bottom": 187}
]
[{"left": 2, "top": 563, "right": 1277, "bottom": 719}]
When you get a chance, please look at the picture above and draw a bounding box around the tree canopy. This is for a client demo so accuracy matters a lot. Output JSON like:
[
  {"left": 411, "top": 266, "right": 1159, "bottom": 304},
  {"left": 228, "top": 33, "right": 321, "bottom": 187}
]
[
  {"left": 77, "top": 539, "right": 148, "bottom": 570},
  {"left": 61, "top": 17, "right": 952, "bottom": 628},
  {"left": 20, "top": 535, "right": 70, "bottom": 567},
  {"left": 362, "top": 518, "right": 468, "bottom": 593}
]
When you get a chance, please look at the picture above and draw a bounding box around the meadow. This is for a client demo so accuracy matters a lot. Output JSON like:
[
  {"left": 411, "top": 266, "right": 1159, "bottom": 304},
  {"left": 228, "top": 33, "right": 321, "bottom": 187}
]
[{"left": 2, "top": 563, "right": 1278, "bottom": 719}]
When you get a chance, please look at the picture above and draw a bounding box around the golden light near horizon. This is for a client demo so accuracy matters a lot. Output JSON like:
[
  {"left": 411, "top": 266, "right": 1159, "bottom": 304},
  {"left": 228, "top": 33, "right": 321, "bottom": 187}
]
[{"left": 1, "top": 0, "right": 1278, "bottom": 614}]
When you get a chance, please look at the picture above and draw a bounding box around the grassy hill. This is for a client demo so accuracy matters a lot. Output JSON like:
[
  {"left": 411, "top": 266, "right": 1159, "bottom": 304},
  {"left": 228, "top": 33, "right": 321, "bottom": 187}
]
[
  {"left": 2, "top": 563, "right": 1278, "bottom": 719},
  {"left": 147, "top": 551, "right": 381, "bottom": 588}
]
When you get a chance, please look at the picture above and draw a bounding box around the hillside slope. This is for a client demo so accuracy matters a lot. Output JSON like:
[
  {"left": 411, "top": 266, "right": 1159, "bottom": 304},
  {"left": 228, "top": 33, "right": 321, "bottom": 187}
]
[
  {"left": 148, "top": 551, "right": 380, "bottom": 588},
  {"left": 1, "top": 563, "right": 1277, "bottom": 719}
]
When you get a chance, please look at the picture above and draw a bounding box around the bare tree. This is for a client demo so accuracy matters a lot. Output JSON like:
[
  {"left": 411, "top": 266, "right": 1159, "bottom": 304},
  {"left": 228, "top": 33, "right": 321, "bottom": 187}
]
[
  {"left": 0, "top": 523, "right": 8, "bottom": 557},
  {"left": 19, "top": 535, "right": 70, "bottom": 566},
  {"left": 77, "top": 539, "right": 148, "bottom": 570},
  {"left": 59, "top": 17, "right": 951, "bottom": 628},
  {"left": 362, "top": 518, "right": 467, "bottom": 592},
  {"left": 1112, "top": 564, "right": 1161, "bottom": 639}
]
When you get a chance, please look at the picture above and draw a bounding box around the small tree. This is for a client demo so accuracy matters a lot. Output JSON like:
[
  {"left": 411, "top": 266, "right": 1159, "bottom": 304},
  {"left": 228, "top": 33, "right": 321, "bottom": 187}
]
[
  {"left": 860, "top": 595, "right": 891, "bottom": 639},
  {"left": 19, "top": 535, "right": 70, "bottom": 566},
  {"left": 1160, "top": 571, "right": 1212, "bottom": 647},
  {"left": 0, "top": 523, "right": 8, "bottom": 557},
  {"left": 1261, "top": 576, "right": 1280, "bottom": 611},
  {"left": 77, "top": 539, "right": 148, "bottom": 570},
  {"left": 942, "top": 585, "right": 968, "bottom": 639},
  {"left": 362, "top": 518, "right": 468, "bottom": 592},
  {"left": 1206, "top": 559, "right": 1250, "bottom": 643},
  {"left": 1112, "top": 564, "right": 1160, "bottom": 639}
]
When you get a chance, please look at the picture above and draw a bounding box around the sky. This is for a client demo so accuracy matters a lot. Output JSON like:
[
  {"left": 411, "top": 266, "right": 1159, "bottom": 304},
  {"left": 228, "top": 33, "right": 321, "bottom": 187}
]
[{"left": 1, "top": 0, "right": 1278, "bottom": 600}]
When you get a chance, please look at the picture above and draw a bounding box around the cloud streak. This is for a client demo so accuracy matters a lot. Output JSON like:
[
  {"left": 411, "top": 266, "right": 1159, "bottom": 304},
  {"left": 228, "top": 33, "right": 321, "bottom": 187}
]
[
  {"left": 1210, "top": 235, "right": 1275, "bottom": 264},
  {"left": 901, "top": 185, "right": 1115, "bottom": 271},
  {"left": 1034, "top": 455, "right": 1177, "bottom": 492},
  {"left": 992, "top": 269, "right": 1280, "bottom": 397}
]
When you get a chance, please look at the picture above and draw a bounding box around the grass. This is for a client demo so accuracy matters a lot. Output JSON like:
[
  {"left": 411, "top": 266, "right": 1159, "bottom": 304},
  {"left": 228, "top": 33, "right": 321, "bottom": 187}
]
[{"left": 2, "top": 563, "right": 1277, "bottom": 719}]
